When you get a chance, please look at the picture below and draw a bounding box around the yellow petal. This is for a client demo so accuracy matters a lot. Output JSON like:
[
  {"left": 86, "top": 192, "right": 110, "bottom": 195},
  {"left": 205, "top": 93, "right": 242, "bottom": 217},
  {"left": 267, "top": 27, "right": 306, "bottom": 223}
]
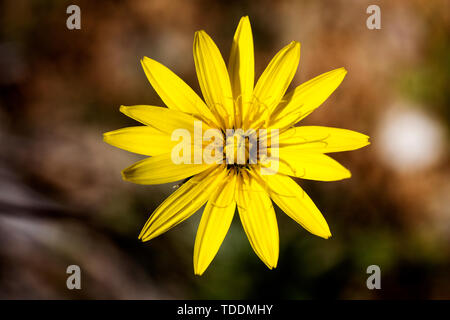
[
  {"left": 236, "top": 171, "right": 279, "bottom": 269},
  {"left": 272, "top": 151, "right": 351, "bottom": 181},
  {"left": 256, "top": 171, "right": 331, "bottom": 239},
  {"left": 194, "top": 172, "right": 236, "bottom": 275},
  {"left": 139, "top": 166, "right": 227, "bottom": 241},
  {"left": 103, "top": 126, "right": 176, "bottom": 156},
  {"left": 194, "top": 30, "right": 234, "bottom": 128},
  {"left": 141, "top": 57, "right": 219, "bottom": 127},
  {"left": 270, "top": 68, "right": 347, "bottom": 129},
  {"left": 122, "top": 153, "right": 211, "bottom": 185},
  {"left": 228, "top": 16, "right": 254, "bottom": 128},
  {"left": 278, "top": 126, "right": 370, "bottom": 153},
  {"left": 120, "top": 105, "right": 209, "bottom": 135},
  {"left": 251, "top": 41, "right": 300, "bottom": 123}
]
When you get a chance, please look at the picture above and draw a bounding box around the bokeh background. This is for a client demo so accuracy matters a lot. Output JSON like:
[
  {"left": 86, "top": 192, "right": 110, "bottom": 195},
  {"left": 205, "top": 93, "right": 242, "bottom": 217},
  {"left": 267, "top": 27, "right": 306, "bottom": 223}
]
[{"left": 0, "top": 0, "right": 449, "bottom": 299}]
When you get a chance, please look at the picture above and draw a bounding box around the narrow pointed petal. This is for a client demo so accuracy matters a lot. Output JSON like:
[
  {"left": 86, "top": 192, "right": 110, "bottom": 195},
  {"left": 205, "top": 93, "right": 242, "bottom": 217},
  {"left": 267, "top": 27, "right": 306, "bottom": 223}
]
[
  {"left": 103, "top": 126, "right": 176, "bottom": 156},
  {"left": 252, "top": 41, "right": 300, "bottom": 120},
  {"left": 228, "top": 16, "right": 254, "bottom": 127},
  {"left": 120, "top": 105, "right": 209, "bottom": 135},
  {"left": 194, "top": 172, "right": 236, "bottom": 275},
  {"left": 270, "top": 68, "right": 347, "bottom": 129},
  {"left": 267, "top": 151, "right": 351, "bottom": 181},
  {"left": 236, "top": 171, "right": 279, "bottom": 269},
  {"left": 139, "top": 166, "right": 227, "bottom": 241},
  {"left": 278, "top": 126, "right": 370, "bottom": 153},
  {"left": 141, "top": 57, "right": 218, "bottom": 127},
  {"left": 256, "top": 172, "right": 331, "bottom": 239},
  {"left": 194, "top": 30, "right": 234, "bottom": 128},
  {"left": 122, "top": 153, "right": 211, "bottom": 185}
]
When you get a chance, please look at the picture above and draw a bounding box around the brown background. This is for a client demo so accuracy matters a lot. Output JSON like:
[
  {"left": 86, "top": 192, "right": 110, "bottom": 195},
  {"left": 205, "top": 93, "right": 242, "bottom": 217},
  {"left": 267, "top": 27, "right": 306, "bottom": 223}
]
[{"left": 0, "top": 0, "right": 448, "bottom": 299}]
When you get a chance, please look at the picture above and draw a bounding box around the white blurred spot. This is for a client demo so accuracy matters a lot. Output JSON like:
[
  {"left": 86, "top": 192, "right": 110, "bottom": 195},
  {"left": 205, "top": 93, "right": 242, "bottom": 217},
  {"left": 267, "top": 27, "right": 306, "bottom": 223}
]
[{"left": 376, "top": 104, "right": 445, "bottom": 173}]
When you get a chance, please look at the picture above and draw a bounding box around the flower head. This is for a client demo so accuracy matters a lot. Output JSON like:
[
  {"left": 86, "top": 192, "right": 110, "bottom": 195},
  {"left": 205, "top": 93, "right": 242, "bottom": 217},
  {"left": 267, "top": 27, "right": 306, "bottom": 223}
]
[{"left": 104, "top": 16, "right": 370, "bottom": 275}]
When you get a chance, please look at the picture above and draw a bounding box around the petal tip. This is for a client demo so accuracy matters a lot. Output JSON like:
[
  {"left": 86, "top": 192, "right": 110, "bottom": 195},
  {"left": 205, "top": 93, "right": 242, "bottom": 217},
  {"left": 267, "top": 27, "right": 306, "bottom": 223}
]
[
  {"left": 102, "top": 131, "right": 110, "bottom": 140},
  {"left": 336, "top": 67, "right": 348, "bottom": 79},
  {"left": 290, "top": 41, "right": 301, "bottom": 50},
  {"left": 314, "top": 228, "right": 332, "bottom": 239},
  {"left": 264, "top": 258, "right": 278, "bottom": 270},
  {"left": 194, "top": 265, "right": 206, "bottom": 276},
  {"left": 195, "top": 30, "right": 207, "bottom": 38},
  {"left": 323, "top": 228, "right": 332, "bottom": 239},
  {"left": 138, "top": 227, "right": 146, "bottom": 240},
  {"left": 139, "top": 228, "right": 156, "bottom": 242},
  {"left": 240, "top": 16, "right": 250, "bottom": 24},
  {"left": 102, "top": 132, "right": 115, "bottom": 146},
  {"left": 119, "top": 105, "right": 128, "bottom": 114},
  {"left": 343, "top": 169, "right": 352, "bottom": 179},
  {"left": 313, "top": 222, "right": 332, "bottom": 239},
  {"left": 120, "top": 169, "right": 130, "bottom": 181},
  {"left": 141, "top": 57, "right": 155, "bottom": 72},
  {"left": 194, "top": 30, "right": 206, "bottom": 45}
]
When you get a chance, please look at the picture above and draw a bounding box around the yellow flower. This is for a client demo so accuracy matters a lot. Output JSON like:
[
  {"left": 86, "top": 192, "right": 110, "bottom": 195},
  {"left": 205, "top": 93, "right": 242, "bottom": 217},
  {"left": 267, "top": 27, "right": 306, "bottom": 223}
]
[{"left": 103, "top": 16, "right": 370, "bottom": 275}]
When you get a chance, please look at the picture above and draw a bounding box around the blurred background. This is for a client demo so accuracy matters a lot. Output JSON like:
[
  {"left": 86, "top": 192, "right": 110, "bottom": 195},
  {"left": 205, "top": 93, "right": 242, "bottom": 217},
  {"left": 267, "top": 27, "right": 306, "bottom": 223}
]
[{"left": 0, "top": 0, "right": 449, "bottom": 299}]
